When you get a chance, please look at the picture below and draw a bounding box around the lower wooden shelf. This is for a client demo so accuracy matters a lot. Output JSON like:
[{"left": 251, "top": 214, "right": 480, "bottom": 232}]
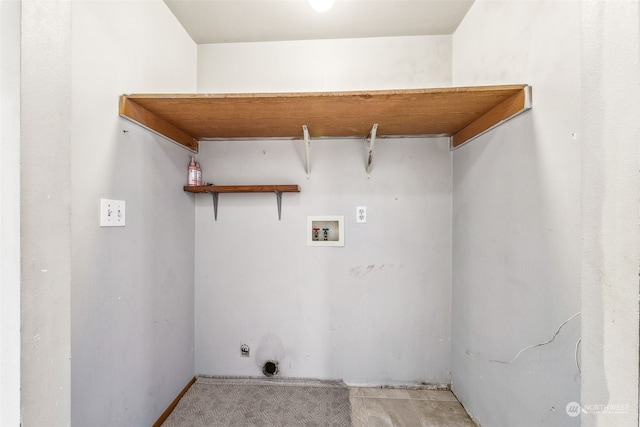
[
  {"left": 183, "top": 184, "right": 301, "bottom": 220},
  {"left": 183, "top": 185, "right": 300, "bottom": 194}
]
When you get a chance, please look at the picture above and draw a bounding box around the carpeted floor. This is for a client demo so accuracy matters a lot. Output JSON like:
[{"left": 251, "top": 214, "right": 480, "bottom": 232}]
[{"left": 161, "top": 376, "right": 352, "bottom": 426}]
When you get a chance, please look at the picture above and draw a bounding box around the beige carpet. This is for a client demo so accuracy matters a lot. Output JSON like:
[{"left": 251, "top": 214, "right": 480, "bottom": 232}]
[{"left": 162, "top": 376, "right": 352, "bottom": 426}]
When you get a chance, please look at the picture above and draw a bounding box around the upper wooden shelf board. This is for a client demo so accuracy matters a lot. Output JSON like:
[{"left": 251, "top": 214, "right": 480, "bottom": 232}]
[{"left": 119, "top": 84, "right": 531, "bottom": 152}]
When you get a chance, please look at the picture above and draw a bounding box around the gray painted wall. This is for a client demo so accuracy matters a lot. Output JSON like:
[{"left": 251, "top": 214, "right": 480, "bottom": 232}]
[
  {"left": 19, "top": 0, "right": 196, "bottom": 425},
  {"left": 20, "top": 2, "right": 73, "bottom": 425},
  {"left": 581, "top": 2, "right": 640, "bottom": 426},
  {"left": 451, "top": 1, "right": 582, "bottom": 426},
  {"left": 1, "top": 1, "right": 21, "bottom": 424},
  {"left": 194, "top": 138, "right": 452, "bottom": 384},
  {"left": 194, "top": 35, "right": 453, "bottom": 385},
  {"left": 69, "top": 2, "right": 197, "bottom": 425},
  {"left": 198, "top": 35, "right": 452, "bottom": 92},
  {"left": 17, "top": 1, "right": 639, "bottom": 425}
]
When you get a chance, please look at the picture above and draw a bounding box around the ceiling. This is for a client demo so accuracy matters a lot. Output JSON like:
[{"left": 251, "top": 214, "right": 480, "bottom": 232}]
[{"left": 164, "top": 0, "right": 475, "bottom": 44}]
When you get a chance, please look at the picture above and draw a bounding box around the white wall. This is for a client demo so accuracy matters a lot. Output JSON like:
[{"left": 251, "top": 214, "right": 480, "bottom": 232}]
[
  {"left": 20, "top": 1, "right": 73, "bottom": 425},
  {"left": 198, "top": 35, "right": 451, "bottom": 92},
  {"left": 451, "top": 1, "right": 582, "bottom": 426},
  {"left": 581, "top": 2, "right": 640, "bottom": 426},
  {"left": 68, "top": 1, "right": 197, "bottom": 425},
  {"left": 194, "top": 35, "right": 453, "bottom": 385},
  {"left": 0, "top": 1, "right": 21, "bottom": 425},
  {"left": 195, "top": 137, "right": 452, "bottom": 385}
]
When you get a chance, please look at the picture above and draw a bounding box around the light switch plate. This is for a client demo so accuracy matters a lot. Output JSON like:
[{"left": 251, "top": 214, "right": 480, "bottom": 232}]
[{"left": 100, "top": 199, "right": 126, "bottom": 227}]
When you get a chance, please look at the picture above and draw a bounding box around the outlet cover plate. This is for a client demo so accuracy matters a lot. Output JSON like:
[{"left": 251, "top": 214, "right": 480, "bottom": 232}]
[
  {"left": 356, "top": 206, "right": 366, "bottom": 223},
  {"left": 100, "top": 199, "right": 126, "bottom": 227}
]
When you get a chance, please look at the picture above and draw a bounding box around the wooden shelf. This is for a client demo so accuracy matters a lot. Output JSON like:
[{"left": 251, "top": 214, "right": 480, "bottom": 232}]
[
  {"left": 183, "top": 185, "right": 300, "bottom": 194},
  {"left": 183, "top": 184, "right": 301, "bottom": 221},
  {"left": 120, "top": 85, "right": 531, "bottom": 152}
]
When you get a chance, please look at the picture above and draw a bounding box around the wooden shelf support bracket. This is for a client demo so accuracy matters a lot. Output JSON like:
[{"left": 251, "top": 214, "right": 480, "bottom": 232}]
[
  {"left": 275, "top": 190, "right": 283, "bottom": 220},
  {"left": 119, "top": 96, "right": 199, "bottom": 152},
  {"left": 366, "top": 123, "right": 378, "bottom": 174},
  {"left": 451, "top": 85, "right": 532, "bottom": 149},
  {"left": 303, "top": 125, "right": 311, "bottom": 175},
  {"left": 211, "top": 192, "right": 219, "bottom": 221}
]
